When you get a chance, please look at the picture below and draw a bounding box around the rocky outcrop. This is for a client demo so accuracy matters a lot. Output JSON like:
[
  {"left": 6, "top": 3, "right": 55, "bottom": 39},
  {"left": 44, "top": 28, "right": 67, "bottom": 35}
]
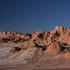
[
  {"left": 0, "top": 32, "right": 32, "bottom": 43},
  {"left": 46, "top": 42, "right": 61, "bottom": 56},
  {"left": 1, "top": 26, "right": 70, "bottom": 56},
  {"left": 1, "top": 26, "right": 70, "bottom": 66}
]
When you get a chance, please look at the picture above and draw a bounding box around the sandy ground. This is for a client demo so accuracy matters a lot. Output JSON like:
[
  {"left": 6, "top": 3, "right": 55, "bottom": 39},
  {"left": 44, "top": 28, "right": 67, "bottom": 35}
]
[
  {"left": 0, "top": 63, "right": 70, "bottom": 70},
  {"left": 0, "top": 57, "right": 70, "bottom": 70}
]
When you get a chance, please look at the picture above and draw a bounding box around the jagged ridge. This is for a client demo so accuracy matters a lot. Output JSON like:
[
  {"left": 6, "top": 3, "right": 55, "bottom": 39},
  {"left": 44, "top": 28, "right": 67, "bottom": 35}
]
[{"left": 0, "top": 26, "right": 70, "bottom": 65}]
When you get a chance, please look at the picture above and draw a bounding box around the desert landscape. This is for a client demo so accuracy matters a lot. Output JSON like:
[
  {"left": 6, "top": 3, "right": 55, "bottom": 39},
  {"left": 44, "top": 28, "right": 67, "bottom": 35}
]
[{"left": 0, "top": 26, "right": 70, "bottom": 70}]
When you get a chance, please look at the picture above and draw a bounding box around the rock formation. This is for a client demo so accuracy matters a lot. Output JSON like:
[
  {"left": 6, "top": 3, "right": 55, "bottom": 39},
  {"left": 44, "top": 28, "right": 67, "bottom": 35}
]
[{"left": 0, "top": 26, "right": 70, "bottom": 60}]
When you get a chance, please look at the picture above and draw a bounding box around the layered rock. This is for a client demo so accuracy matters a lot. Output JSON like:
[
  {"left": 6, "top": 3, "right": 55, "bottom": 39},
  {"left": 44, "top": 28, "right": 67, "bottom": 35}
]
[
  {"left": 1, "top": 26, "right": 70, "bottom": 65},
  {"left": 1, "top": 26, "right": 70, "bottom": 56}
]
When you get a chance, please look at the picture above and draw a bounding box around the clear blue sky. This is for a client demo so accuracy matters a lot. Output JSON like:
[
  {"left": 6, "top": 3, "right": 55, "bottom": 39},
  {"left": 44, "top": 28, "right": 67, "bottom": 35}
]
[{"left": 0, "top": 0, "right": 70, "bottom": 32}]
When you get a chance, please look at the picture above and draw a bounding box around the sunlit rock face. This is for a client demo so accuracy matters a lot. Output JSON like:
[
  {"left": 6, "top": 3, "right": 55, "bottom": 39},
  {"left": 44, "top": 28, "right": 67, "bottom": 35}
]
[
  {"left": 1, "top": 27, "right": 70, "bottom": 70},
  {"left": 0, "top": 26, "right": 70, "bottom": 46},
  {"left": 20, "top": 40, "right": 35, "bottom": 49},
  {"left": 1, "top": 26, "right": 70, "bottom": 66},
  {"left": 31, "top": 31, "right": 43, "bottom": 41},
  {"left": 48, "top": 26, "right": 70, "bottom": 45},
  {"left": 46, "top": 42, "right": 61, "bottom": 56}
]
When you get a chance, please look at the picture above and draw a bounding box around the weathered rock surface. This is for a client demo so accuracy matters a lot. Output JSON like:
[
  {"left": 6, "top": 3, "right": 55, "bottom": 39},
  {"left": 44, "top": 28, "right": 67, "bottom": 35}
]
[{"left": 0, "top": 26, "right": 70, "bottom": 66}]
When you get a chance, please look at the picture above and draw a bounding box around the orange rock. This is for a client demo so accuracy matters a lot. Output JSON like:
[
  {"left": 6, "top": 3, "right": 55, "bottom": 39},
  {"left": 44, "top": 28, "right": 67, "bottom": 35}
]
[
  {"left": 21, "top": 40, "right": 35, "bottom": 49},
  {"left": 63, "top": 52, "right": 70, "bottom": 60},
  {"left": 46, "top": 42, "right": 61, "bottom": 56},
  {"left": 41, "top": 40, "right": 48, "bottom": 46},
  {"left": 31, "top": 31, "right": 43, "bottom": 40}
]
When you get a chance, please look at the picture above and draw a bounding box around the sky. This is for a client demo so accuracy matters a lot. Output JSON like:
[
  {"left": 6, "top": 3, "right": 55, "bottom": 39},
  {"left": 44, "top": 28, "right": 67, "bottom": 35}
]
[{"left": 0, "top": 0, "right": 70, "bottom": 33}]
